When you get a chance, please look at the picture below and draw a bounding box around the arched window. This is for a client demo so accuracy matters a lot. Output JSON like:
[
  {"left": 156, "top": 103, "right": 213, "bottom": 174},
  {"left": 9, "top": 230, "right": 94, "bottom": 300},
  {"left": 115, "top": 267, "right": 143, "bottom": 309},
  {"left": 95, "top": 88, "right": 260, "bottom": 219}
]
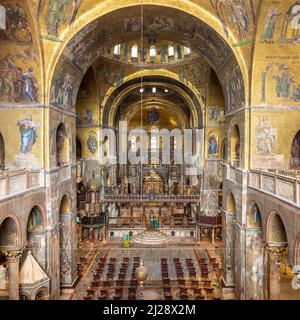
[
  {"left": 248, "top": 204, "right": 262, "bottom": 228},
  {"left": 0, "top": 132, "right": 4, "bottom": 169},
  {"left": 131, "top": 44, "right": 138, "bottom": 59},
  {"left": 27, "top": 206, "right": 43, "bottom": 233},
  {"left": 114, "top": 44, "right": 121, "bottom": 56}
]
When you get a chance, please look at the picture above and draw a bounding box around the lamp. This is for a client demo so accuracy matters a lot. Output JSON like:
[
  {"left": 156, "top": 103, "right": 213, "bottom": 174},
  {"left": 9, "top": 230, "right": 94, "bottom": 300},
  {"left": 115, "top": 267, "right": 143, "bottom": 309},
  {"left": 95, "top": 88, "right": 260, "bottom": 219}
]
[{"left": 135, "top": 259, "right": 148, "bottom": 299}]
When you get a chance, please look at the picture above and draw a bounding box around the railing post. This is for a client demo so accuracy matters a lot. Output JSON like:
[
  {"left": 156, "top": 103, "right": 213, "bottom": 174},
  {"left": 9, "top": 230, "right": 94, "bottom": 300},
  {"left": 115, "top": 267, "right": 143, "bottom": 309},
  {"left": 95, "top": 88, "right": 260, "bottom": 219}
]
[
  {"left": 295, "top": 180, "right": 299, "bottom": 205},
  {"left": 259, "top": 171, "right": 263, "bottom": 189}
]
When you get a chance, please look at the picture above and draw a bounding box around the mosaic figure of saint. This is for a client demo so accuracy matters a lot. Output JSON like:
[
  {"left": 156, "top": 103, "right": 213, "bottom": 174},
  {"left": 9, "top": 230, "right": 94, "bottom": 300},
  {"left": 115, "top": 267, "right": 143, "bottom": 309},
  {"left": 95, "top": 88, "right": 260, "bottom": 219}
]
[
  {"left": 22, "top": 67, "right": 38, "bottom": 102},
  {"left": 44, "top": 0, "right": 82, "bottom": 37},
  {"left": 254, "top": 115, "right": 276, "bottom": 156},
  {"left": 280, "top": 1, "right": 300, "bottom": 42},
  {"left": 211, "top": 0, "right": 250, "bottom": 41},
  {"left": 17, "top": 115, "right": 38, "bottom": 153},
  {"left": 260, "top": 7, "right": 281, "bottom": 43},
  {"left": 149, "top": 108, "right": 159, "bottom": 125},
  {"left": 273, "top": 66, "right": 293, "bottom": 99},
  {"left": 208, "top": 136, "right": 218, "bottom": 155},
  {"left": 87, "top": 133, "right": 97, "bottom": 154}
]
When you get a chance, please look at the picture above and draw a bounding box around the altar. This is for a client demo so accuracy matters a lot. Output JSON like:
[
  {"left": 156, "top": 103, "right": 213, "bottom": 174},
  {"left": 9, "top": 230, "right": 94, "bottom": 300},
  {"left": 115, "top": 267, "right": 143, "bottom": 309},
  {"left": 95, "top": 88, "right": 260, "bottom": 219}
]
[{"left": 143, "top": 170, "right": 164, "bottom": 194}]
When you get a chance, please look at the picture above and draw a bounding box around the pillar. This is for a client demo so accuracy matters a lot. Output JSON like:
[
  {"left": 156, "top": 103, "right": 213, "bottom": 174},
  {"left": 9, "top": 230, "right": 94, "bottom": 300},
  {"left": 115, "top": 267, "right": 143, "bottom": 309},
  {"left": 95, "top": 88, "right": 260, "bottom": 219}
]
[
  {"left": 4, "top": 249, "right": 23, "bottom": 300},
  {"left": 265, "top": 244, "right": 287, "bottom": 300},
  {"left": 221, "top": 209, "right": 235, "bottom": 286},
  {"left": 60, "top": 212, "right": 78, "bottom": 289},
  {"left": 89, "top": 228, "right": 94, "bottom": 242}
]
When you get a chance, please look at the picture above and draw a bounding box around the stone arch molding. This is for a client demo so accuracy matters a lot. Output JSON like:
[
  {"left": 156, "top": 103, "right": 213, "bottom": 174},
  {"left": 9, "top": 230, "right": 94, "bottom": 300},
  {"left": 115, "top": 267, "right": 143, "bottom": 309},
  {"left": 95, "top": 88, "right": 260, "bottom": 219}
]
[
  {"left": 47, "top": 4, "right": 247, "bottom": 115},
  {"left": 266, "top": 209, "right": 288, "bottom": 246},
  {"left": 0, "top": 215, "right": 22, "bottom": 248},
  {"left": 102, "top": 75, "right": 204, "bottom": 128}
]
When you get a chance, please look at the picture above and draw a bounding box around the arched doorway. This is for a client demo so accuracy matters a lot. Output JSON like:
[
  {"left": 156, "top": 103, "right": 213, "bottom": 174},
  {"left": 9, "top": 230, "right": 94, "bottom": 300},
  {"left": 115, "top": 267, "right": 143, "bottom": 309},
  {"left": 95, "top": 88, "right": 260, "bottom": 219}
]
[
  {"left": 266, "top": 212, "right": 288, "bottom": 300},
  {"left": 0, "top": 132, "right": 4, "bottom": 169},
  {"left": 59, "top": 194, "right": 77, "bottom": 289},
  {"left": 246, "top": 203, "right": 264, "bottom": 300},
  {"left": 56, "top": 123, "right": 70, "bottom": 167},
  {"left": 290, "top": 130, "right": 300, "bottom": 169},
  {"left": 0, "top": 217, "right": 19, "bottom": 248},
  {"left": 0, "top": 216, "right": 21, "bottom": 300},
  {"left": 26, "top": 206, "right": 46, "bottom": 269}
]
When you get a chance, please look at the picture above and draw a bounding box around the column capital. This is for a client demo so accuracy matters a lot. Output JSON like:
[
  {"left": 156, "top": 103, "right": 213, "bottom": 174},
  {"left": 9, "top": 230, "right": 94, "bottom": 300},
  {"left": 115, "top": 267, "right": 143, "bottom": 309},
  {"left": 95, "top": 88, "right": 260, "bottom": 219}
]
[
  {"left": 3, "top": 248, "right": 23, "bottom": 263},
  {"left": 265, "top": 243, "right": 287, "bottom": 258}
]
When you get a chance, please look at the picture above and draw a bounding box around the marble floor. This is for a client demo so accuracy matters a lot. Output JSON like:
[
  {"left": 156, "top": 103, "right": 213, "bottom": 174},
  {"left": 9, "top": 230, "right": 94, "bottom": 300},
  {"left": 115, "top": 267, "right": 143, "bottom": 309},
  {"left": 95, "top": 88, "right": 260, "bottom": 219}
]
[
  {"left": 63, "top": 238, "right": 299, "bottom": 300},
  {"left": 72, "top": 239, "right": 222, "bottom": 300}
]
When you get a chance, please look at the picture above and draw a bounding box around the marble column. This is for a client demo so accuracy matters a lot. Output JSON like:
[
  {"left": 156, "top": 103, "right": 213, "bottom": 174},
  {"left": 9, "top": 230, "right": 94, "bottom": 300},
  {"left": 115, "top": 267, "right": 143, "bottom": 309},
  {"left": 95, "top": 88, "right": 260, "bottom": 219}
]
[
  {"left": 4, "top": 249, "right": 23, "bottom": 300},
  {"left": 265, "top": 244, "right": 287, "bottom": 300},
  {"left": 221, "top": 210, "right": 235, "bottom": 286},
  {"left": 60, "top": 213, "right": 78, "bottom": 288}
]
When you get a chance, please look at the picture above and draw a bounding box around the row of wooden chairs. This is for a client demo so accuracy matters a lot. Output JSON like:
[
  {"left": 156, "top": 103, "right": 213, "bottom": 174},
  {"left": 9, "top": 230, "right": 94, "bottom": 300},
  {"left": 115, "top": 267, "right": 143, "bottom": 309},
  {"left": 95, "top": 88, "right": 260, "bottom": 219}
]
[{"left": 84, "top": 251, "right": 110, "bottom": 300}]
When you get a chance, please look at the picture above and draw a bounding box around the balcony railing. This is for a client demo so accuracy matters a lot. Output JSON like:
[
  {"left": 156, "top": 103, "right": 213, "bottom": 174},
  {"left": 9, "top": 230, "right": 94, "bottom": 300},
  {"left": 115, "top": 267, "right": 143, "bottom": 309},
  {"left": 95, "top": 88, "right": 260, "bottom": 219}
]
[
  {"left": 103, "top": 194, "right": 201, "bottom": 202},
  {"left": 248, "top": 169, "right": 300, "bottom": 207},
  {"left": 0, "top": 169, "right": 44, "bottom": 200},
  {"left": 0, "top": 165, "right": 73, "bottom": 201}
]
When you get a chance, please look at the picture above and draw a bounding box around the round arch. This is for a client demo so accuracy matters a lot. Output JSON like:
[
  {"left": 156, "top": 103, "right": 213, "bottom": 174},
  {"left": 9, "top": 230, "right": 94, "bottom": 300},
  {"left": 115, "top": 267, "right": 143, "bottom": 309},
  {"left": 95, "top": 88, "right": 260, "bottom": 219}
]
[
  {"left": 226, "top": 191, "right": 236, "bottom": 214},
  {"left": 47, "top": 4, "right": 247, "bottom": 114},
  {"left": 59, "top": 193, "right": 72, "bottom": 215},
  {"left": 266, "top": 210, "right": 288, "bottom": 246},
  {"left": 247, "top": 202, "right": 262, "bottom": 229},
  {"left": 230, "top": 124, "right": 241, "bottom": 167},
  {"left": 123, "top": 99, "right": 188, "bottom": 130},
  {"left": 26, "top": 204, "right": 47, "bottom": 231},
  {"left": 0, "top": 215, "right": 22, "bottom": 248},
  {"left": 26, "top": 205, "right": 46, "bottom": 241},
  {"left": 102, "top": 76, "right": 204, "bottom": 128}
]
